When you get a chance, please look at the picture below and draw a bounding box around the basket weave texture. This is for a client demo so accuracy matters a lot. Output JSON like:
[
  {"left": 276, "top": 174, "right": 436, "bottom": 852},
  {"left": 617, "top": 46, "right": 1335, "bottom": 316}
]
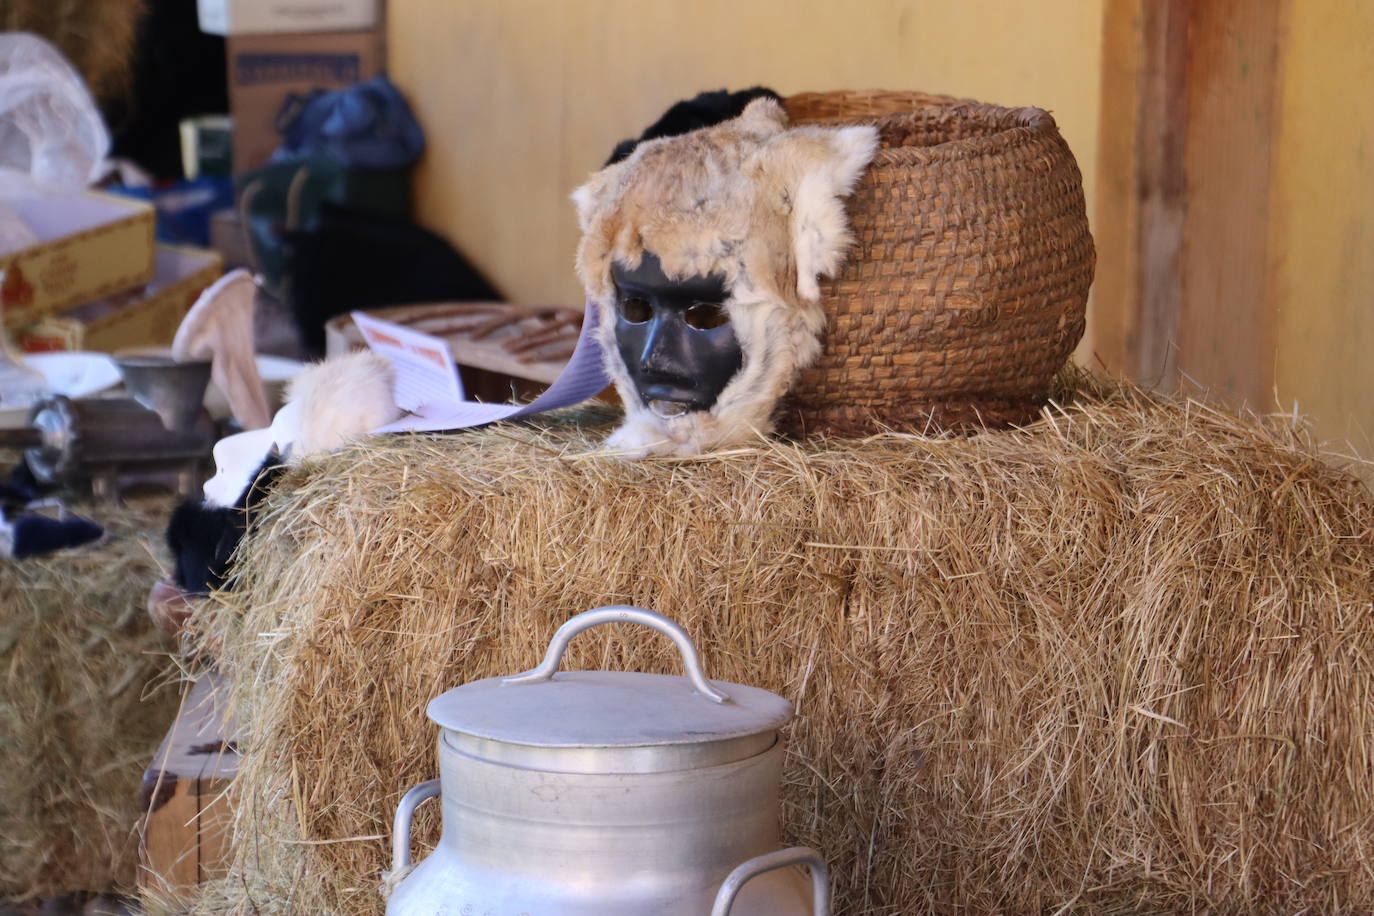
[{"left": 780, "top": 90, "right": 1095, "bottom": 435}]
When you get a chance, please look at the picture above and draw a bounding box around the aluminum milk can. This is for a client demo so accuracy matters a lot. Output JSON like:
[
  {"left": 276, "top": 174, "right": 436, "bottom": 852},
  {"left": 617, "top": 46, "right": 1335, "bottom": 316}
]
[{"left": 386, "top": 606, "right": 829, "bottom": 915}]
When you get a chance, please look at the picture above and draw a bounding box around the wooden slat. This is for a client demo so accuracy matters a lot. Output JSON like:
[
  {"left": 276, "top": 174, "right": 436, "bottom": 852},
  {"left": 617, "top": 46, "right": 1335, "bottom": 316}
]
[
  {"left": 138, "top": 673, "right": 240, "bottom": 900},
  {"left": 138, "top": 781, "right": 202, "bottom": 893},
  {"left": 1132, "top": 0, "right": 1191, "bottom": 388},
  {"left": 1092, "top": 0, "right": 1284, "bottom": 406},
  {"left": 1090, "top": 0, "right": 1147, "bottom": 375},
  {"left": 195, "top": 778, "right": 235, "bottom": 887},
  {"left": 138, "top": 777, "right": 235, "bottom": 898},
  {"left": 1175, "top": 0, "right": 1282, "bottom": 406}
]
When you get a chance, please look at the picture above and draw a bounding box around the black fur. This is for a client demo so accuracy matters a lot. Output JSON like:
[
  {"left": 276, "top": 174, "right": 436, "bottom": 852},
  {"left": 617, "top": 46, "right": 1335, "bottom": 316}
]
[
  {"left": 604, "top": 87, "right": 782, "bottom": 166},
  {"left": 1, "top": 463, "right": 40, "bottom": 516},
  {"left": 165, "top": 456, "right": 286, "bottom": 594}
]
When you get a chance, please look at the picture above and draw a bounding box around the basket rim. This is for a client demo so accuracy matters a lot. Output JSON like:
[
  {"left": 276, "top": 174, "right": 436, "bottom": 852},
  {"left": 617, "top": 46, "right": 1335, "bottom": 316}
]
[{"left": 785, "top": 89, "right": 1062, "bottom": 166}]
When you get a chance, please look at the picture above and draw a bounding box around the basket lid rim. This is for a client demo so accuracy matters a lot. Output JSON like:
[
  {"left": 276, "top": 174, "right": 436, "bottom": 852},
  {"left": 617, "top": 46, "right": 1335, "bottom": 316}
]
[{"left": 785, "top": 89, "right": 1062, "bottom": 164}]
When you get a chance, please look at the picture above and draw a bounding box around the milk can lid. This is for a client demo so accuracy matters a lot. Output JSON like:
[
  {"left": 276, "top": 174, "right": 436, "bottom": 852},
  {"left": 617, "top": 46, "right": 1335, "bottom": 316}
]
[{"left": 426, "top": 608, "right": 793, "bottom": 752}]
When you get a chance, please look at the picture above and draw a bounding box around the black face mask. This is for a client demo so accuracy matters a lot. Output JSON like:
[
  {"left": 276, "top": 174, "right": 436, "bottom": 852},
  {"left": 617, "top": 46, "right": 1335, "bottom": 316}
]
[{"left": 611, "top": 251, "right": 743, "bottom": 417}]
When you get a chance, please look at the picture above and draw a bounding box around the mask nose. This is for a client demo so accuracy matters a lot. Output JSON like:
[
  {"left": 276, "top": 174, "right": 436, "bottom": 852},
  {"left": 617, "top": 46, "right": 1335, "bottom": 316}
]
[{"left": 638, "top": 311, "right": 690, "bottom": 377}]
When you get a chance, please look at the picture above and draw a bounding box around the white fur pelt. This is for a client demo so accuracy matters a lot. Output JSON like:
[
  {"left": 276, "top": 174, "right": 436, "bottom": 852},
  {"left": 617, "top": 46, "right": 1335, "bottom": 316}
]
[
  {"left": 571, "top": 98, "right": 878, "bottom": 457},
  {"left": 285, "top": 350, "right": 402, "bottom": 458}
]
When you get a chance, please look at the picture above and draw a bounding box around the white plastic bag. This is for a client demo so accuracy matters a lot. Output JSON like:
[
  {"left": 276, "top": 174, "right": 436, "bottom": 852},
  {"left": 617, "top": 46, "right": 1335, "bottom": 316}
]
[
  {"left": 0, "top": 198, "right": 37, "bottom": 255},
  {"left": 0, "top": 34, "right": 111, "bottom": 404},
  {"left": 0, "top": 32, "right": 109, "bottom": 189}
]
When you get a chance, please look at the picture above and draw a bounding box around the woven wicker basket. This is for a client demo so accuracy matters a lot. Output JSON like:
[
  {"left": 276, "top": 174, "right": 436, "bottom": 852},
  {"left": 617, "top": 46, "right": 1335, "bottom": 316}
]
[{"left": 778, "top": 90, "right": 1095, "bottom": 436}]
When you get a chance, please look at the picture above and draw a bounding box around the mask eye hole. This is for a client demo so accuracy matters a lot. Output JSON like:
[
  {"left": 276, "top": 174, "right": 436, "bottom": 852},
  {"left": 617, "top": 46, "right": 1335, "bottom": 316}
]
[
  {"left": 618, "top": 296, "right": 652, "bottom": 324},
  {"left": 684, "top": 302, "right": 730, "bottom": 330}
]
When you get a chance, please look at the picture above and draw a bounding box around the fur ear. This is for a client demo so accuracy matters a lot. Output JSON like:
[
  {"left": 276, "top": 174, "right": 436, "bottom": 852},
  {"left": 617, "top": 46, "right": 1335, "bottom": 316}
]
[
  {"left": 738, "top": 96, "right": 789, "bottom": 133},
  {"left": 570, "top": 158, "right": 627, "bottom": 232},
  {"left": 788, "top": 125, "right": 880, "bottom": 301}
]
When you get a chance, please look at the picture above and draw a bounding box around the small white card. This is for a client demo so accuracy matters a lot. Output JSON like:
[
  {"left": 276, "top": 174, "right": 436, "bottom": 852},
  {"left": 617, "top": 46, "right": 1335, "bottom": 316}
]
[{"left": 351, "top": 311, "right": 464, "bottom": 411}]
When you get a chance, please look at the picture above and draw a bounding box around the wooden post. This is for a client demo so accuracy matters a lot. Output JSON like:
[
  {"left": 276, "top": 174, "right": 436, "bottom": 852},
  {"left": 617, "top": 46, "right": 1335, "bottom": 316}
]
[{"left": 1093, "top": 0, "right": 1284, "bottom": 408}]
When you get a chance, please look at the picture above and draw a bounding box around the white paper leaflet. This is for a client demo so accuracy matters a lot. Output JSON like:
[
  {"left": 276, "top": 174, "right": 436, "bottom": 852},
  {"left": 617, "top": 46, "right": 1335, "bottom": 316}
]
[{"left": 351, "top": 310, "right": 465, "bottom": 411}]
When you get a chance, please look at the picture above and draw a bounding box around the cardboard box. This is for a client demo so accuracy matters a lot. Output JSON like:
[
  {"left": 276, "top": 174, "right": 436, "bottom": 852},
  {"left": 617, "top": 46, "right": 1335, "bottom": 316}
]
[
  {"left": 228, "top": 30, "right": 382, "bottom": 171},
  {"left": 199, "top": 0, "right": 377, "bottom": 36},
  {"left": 0, "top": 190, "right": 156, "bottom": 328},
  {"left": 16, "top": 245, "right": 224, "bottom": 354}
]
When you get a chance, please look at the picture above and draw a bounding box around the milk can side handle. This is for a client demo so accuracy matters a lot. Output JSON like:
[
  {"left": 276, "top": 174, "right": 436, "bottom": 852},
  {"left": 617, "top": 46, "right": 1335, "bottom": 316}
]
[
  {"left": 502, "top": 606, "right": 731, "bottom": 704},
  {"left": 710, "top": 846, "right": 830, "bottom": 916},
  {"left": 390, "top": 778, "right": 441, "bottom": 874}
]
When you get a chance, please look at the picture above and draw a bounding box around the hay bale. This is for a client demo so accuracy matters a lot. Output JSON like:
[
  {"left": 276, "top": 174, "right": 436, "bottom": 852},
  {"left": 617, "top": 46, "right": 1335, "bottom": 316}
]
[
  {"left": 0, "top": 495, "right": 181, "bottom": 900},
  {"left": 192, "top": 383, "right": 1372, "bottom": 915}
]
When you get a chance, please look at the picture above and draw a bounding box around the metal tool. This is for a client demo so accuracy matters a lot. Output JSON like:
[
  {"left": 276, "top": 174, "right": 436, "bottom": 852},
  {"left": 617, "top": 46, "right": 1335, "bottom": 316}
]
[{"left": 0, "top": 356, "right": 217, "bottom": 500}]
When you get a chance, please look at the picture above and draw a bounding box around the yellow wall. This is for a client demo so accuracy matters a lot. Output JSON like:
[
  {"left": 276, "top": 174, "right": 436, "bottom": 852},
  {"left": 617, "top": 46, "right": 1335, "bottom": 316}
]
[
  {"left": 389, "top": 0, "right": 1105, "bottom": 309},
  {"left": 1270, "top": 0, "right": 1374, "bottom": 456}
]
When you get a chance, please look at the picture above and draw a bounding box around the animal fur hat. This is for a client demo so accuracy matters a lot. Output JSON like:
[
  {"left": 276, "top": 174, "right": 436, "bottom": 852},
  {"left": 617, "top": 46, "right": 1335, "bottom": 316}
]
[{"left": 572, "top": 98, "right": 878, "bottom": 456}]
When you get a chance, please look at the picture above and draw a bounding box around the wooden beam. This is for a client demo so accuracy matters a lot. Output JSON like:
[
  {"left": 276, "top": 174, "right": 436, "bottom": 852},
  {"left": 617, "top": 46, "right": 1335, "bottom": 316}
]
[
  {"left": 1133, "top": 0, "right": 1191, "bottom": 388},
  {"left": 1091, "top": 0, "right": 1148, "bottom": 376},
  {"left": 1175, "top": 0, "right": 1282, "bottom": 406},
  {"left": 1092, "top": 0, "right": 1283, "bottom": 407}
]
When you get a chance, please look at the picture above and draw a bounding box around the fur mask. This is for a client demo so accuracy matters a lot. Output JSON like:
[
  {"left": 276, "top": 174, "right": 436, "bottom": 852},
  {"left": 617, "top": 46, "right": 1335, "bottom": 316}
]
[{"left": 572, "top": 98, "right": 878, "bottom": 457}]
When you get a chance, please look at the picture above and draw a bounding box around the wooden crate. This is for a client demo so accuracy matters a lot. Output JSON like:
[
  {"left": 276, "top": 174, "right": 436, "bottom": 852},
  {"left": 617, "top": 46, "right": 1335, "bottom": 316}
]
[{"left": 137, "top": 672, "right": 239, "bottom": 900}]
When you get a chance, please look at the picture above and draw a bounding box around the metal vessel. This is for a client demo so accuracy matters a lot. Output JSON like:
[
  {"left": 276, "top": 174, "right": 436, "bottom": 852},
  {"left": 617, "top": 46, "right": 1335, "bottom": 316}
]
[{"left": 387, "top": 606, "right": 828, "bottom": 915}]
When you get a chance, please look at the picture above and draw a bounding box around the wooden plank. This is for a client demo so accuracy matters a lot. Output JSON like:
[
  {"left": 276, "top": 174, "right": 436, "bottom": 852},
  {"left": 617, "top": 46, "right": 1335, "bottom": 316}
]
[
  {"left": 138, "top": 776, "right": 235, "bottom": 898},
  {"left": 139, "top": 779, "right": 202, "bottom": 893},
  {"left": 195, "top": 778, "right": 236, "bottom": 886},
  {"left": 1093, "top": 0, "right": 1192, "bottom": 385},
  {"left": 1132, "top": 0, "right": 1191, "bottom": 388},
  {"left": 137, "top": 673, "right": 240, "bottom": 899},
  {"left": 1175, "top": 0, "right": 1282, "bottom": 406},
  {"left": 1091, "top": 0, "right": 1284, "bottom": 407},
  {"left": 1090, "top": 0, "right": 1147, "bottom": 375}
]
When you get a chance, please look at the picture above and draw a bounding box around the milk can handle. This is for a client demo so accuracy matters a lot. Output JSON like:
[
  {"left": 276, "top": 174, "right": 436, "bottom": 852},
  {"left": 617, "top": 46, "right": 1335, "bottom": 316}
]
[
  {"left": 502, "top": 606, "right": 730, "bottom": 704},
  {"left": 390, "top": 778, "right": 441, "bottom": 874},
  {"left": 711, "top": 846, "right": 830, "bottom": 916}
]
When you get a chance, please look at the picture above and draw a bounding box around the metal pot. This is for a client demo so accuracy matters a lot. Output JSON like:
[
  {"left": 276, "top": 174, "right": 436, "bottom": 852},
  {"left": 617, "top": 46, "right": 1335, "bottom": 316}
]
[{"left": 387, "top": 606, "right": 828, "bottom": 915}]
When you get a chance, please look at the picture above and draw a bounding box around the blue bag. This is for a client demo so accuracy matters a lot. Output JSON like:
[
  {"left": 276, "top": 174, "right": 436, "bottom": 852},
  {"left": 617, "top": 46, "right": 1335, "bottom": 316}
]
[{"left": 270, "top": 75, "right": 425, "bottom": 169}]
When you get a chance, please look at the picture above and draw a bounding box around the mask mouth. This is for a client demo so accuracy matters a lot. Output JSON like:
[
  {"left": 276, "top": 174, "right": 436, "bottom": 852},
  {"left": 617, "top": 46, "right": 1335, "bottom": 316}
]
[
  {"left": 648, "top": 399, "right": 692, "bottom": 419},
  {"left": 640, "top": 381, "right": 713, "bottom": 417}
]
